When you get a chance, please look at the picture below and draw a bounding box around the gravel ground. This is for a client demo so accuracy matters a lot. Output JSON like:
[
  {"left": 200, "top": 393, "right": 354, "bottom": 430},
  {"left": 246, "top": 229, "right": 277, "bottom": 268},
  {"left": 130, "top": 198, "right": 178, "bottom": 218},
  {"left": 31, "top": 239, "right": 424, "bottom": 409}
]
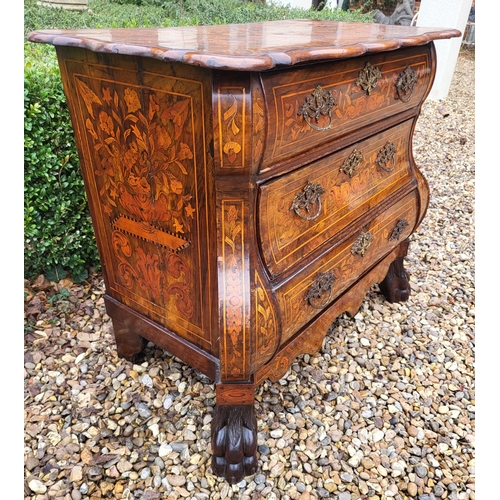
[{"left": 24, "top": 49, "right": 475, "bottom": 500}]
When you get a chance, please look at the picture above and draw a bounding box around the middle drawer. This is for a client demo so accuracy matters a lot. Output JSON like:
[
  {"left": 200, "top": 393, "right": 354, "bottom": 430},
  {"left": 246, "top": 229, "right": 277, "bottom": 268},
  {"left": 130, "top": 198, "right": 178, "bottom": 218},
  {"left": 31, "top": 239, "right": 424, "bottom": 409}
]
[{"left": 258, "top": 118, "right": 414, "bottom": 277}]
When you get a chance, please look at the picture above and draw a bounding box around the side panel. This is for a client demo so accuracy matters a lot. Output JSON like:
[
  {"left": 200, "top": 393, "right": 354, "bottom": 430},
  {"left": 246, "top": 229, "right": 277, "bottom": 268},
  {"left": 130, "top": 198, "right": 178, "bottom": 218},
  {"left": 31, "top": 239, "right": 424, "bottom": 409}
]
[{"left": 57, "top": 47, "right": 217, "bottom": 355}]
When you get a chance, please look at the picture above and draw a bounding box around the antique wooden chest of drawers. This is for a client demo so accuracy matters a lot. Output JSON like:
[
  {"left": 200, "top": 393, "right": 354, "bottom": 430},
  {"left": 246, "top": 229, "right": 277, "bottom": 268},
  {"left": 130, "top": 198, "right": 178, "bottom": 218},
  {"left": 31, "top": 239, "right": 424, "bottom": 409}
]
[{"left": 29, "top": 20, "right": 460, "bottom": 483}]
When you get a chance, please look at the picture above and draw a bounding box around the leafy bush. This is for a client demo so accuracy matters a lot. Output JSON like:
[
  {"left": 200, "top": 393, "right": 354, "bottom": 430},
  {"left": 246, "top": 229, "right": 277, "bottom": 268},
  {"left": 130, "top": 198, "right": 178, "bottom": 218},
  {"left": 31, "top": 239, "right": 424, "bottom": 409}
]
[
  {"left": 24, "top": 43, "right": 99, "bottom": 281},
  {"left": 24, "top": 0, "right": 372, "bottom": 280},
  {"left": 24, "top": 0, "right": 372, "bottom": 35},
  {"left": 24, "top": 0, "right": 173, "bottom": 35}
]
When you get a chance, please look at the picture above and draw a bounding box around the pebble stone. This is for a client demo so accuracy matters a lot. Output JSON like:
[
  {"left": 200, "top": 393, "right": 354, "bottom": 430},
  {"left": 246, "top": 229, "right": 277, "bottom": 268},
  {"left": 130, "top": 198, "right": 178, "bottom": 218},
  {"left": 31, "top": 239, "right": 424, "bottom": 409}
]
[{"left": 24, "top": 50, "right": 475, "bottom": 499}]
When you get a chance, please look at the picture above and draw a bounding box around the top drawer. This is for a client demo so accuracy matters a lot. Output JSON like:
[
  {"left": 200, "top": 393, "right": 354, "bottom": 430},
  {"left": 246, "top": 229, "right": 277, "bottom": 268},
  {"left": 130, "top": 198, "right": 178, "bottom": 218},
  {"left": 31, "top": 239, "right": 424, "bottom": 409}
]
[{"left": 259, "top": 45, "right": 432, "bottom": 171}]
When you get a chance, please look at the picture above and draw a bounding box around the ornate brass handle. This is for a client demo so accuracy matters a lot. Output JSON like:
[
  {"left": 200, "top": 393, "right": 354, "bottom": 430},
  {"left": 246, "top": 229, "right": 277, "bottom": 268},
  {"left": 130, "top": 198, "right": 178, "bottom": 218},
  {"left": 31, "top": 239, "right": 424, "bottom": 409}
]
[
  {"left": 389, "top": 219, "right": 409, "bottom": 241},
  {"left": 376, "top": 141, "right": 397, "bottom": 172},
  {"left": 340, "top": 149, "right": 364, "bottom": 177},
  {"left": 290, "top": 181, "right": 325, "bottom": 221},
  {"left": 305, "top": 271, "right": 336, "bottom": 309},
  {"left": 396, "top": 66, "right": 418, "bottom": 103},
  {"left": 351, "top": 230, "right": 374, "bottom": 257},
  {"left": 298, "top": 86, "right": 337, "bottom": 131},
  {"left": 356, "top": 62, "right": 382, "bottom": 95}
]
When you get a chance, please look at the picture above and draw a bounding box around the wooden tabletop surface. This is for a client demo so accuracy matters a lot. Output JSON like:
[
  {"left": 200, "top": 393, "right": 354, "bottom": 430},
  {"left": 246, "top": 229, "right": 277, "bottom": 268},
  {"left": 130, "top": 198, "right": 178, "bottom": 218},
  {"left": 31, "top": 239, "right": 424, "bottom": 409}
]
[{"left": 28, "top": 19, "right": 461, "bottom": 71}]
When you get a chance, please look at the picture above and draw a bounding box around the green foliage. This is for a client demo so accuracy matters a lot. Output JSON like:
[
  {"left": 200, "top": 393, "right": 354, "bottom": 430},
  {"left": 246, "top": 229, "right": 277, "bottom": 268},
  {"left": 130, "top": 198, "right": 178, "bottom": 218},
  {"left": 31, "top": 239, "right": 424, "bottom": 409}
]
[
  {"left": 47, "top": 287, "right": 70, "bottom": 305},
  {"left": 24, "top": 0, "right": 171, "bottom": 35},
  {"left": 24, "top": 0, "right": 372, "bottom": 280},
  {"left": 160, "top": 0, "right": 373, "bottom": 25},
  {"left": 24, "top": 43, "right": 100, "bottom": 280},
  {"left": 24, "top": 0, "right": 372, "bottom": 35}
]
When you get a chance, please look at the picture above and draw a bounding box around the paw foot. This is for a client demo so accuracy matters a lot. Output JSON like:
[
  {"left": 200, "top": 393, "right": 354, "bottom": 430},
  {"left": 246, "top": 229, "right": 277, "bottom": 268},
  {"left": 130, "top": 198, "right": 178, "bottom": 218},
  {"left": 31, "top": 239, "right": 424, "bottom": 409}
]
[
  {"left": 211, "top": 405, "right": 258, "bottom": 483},
  {"left": 379, "top": 258, "right": 411, "bottom": 304}
]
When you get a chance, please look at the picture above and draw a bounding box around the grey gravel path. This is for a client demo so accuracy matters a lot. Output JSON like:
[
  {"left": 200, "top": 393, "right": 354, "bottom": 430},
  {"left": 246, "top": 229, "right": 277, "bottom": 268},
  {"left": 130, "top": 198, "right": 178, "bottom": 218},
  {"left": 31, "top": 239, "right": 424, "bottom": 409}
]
[{"left": 24, "top": 48, "right": 475, "bottom": 500}]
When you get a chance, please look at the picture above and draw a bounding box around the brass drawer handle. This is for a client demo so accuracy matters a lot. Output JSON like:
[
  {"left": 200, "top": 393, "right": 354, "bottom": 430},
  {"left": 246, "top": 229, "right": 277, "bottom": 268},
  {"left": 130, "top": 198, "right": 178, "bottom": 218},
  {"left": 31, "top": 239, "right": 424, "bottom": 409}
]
[
  {"left": 298, "top": 85, "right": 337, "bottom": 131},
  {"left": 351, "top": 231, "right": 374, "bottom": 257},
  {"left": 389, "top": 218, "right": 409, "bottom": 241},
  {"left": 290, "top": 181, "right": 325, "bottom": 221},
  {"left": 396, "top": 66, "right": 418, "bottom": 103},
  {"left": 305, "top": 271, "right": 336, "bottom": 309},
  {"left": 356, "top": 62, "right": 382, "bottom": 95},
  {"left": 340, "top": 149, "right": 364, "bottom": 177},
  {"left": 376, "top": 141, "right": 397, "bottom": 172}
]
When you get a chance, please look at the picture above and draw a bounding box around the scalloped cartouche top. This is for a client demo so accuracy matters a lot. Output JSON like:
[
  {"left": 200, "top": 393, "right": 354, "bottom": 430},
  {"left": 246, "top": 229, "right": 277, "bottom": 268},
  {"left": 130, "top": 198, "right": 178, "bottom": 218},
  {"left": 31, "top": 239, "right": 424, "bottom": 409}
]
[{"left": 28, "top": 19, "right": 461, "bottom": 71}]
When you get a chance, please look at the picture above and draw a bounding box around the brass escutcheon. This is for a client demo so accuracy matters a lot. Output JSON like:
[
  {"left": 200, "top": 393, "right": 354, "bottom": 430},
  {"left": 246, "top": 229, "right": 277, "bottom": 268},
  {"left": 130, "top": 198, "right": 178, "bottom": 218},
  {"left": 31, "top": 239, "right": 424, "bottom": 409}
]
[
  {"left": 376, "top": 141, "right": 397, "bottom": 172},
  {"left": 290, "top": 181, "right": 326, "bottom": 221},
  {"left": 305, "top": 271, "right": 336, "bottom": 309},
  {"left": 356, "top": 62, "right": 382, "bottom": 95},
  {"left": 351, "top": 230, "right": 374, "bottom": 257},
  {"left": 298, "top": 85, "right": 337, "bottom": 131},
  {"left": 340, "top": 149, "right": 364, "bottom": 177},
  {"left": 396, "top": 66, "right": 418, "bottom": 103},
  {"left": 389, "top": 218, "right": 409, "bottom": 241}
]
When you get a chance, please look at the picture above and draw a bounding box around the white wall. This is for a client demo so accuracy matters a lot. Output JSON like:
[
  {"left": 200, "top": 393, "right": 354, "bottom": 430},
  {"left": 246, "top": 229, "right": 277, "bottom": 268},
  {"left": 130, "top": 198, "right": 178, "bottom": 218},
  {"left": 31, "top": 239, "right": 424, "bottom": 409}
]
[{"left": 416, "top": 0, "right": 472, "bottom": 101}]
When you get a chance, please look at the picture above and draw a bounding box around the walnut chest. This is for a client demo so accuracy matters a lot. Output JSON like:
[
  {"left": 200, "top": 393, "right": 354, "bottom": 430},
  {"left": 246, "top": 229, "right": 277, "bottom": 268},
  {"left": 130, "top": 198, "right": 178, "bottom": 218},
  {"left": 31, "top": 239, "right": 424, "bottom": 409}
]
[{"left": 29, "top": 20, "right": 461, "bottom": 483}]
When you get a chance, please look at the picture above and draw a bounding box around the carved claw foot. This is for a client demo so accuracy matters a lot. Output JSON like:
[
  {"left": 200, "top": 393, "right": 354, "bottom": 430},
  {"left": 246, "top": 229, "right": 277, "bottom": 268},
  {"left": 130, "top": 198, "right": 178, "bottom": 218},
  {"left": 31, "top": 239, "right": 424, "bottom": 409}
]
[
  {"left": 379, "top": 255, "right": 411, "bottom": 303},
  {"left": 211, "top": 404, "right": 258, "bottom": 484}
]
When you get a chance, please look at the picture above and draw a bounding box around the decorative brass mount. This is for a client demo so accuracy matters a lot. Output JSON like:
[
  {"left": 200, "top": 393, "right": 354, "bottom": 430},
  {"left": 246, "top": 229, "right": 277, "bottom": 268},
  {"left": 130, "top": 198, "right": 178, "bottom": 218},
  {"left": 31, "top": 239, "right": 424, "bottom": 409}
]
[
  {"left": 298, "top": 85, "right": 337, "bottom": 131},
  {"left": 376, "top": 141, "right": 397, "bottom": 172},
  {"left": 351, "top": 230, "right": 374, "bottom": 257},
  {"left": 305, "top": 271, "right": 336, "bottom": 309},
  {"left": 290, "top": 181, "right": 326, "bottom": 221},
  {"left": 396, "top": 66, "right": 418, "bottom": 103},
  {"left": 340, "top": 149, "right": 364, "bottom": 177},
  {"left": 389, "top": 218, "right": 409, "bottom": 241},
  {"left": 356, "top": 62, "right": 382, "bottom": 95}
]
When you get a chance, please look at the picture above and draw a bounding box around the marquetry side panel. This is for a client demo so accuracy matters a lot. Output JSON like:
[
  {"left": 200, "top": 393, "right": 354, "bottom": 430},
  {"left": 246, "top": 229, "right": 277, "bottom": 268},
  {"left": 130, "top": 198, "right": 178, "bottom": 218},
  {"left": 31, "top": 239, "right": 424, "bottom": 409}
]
[{"left": 57, "top": 48, "right": 215, "bottom": 353}]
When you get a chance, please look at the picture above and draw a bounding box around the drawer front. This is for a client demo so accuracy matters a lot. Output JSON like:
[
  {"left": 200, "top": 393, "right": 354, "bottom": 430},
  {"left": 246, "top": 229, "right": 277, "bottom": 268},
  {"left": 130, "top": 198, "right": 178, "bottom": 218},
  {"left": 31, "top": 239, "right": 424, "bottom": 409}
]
[
  {"left": 276, "top": 191, "right": 418, "bottom": 342},
  {"left": 259, "top": 118, "right": 414, "bottom": 277},
  {"left": 260, "top": 45, "right": 431, "bottom": 170}
]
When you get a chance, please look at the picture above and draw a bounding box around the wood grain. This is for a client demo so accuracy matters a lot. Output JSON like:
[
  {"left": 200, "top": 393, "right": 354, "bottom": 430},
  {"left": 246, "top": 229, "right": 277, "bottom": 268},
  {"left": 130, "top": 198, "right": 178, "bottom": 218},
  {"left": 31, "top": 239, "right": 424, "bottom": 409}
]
[
  {"left": 259, "top": 45, "right": 433, "bottom": 170},
  {"left": 29, "top": 20, "right": 460, "bottom": 71},
  {"left": 275, "top": 190, "right": 419, "bottom": 342},
  {"left": 259, "top": 118, "right": 416, "bottom": 276}
]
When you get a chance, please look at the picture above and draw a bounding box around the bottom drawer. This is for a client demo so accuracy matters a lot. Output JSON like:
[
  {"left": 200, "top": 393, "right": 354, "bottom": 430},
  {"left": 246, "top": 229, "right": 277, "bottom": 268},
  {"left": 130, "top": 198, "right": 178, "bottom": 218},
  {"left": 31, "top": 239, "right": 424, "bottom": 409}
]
[{"left": 276, "top": 191, "right": 418, "bottom": 342}]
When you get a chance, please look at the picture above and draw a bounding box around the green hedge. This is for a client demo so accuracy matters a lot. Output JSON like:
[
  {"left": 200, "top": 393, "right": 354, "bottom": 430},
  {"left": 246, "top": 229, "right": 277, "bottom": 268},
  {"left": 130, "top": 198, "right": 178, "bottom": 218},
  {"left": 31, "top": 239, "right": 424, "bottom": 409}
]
[
  {"left": 24, "top": 43, "right": 99, "bottom": 282},
  {"left": 24, "top": 0, "right": 372, "bottom": 281}
]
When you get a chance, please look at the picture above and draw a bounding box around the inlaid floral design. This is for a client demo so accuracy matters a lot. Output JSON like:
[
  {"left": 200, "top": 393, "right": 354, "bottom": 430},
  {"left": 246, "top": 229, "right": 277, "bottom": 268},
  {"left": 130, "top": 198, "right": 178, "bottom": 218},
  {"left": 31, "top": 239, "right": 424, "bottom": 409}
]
[
  {"left": 112, "top": 230, "right": 194, "bottom": 318},
  {"left": 222, "top": 202, "right": 246, "bottom": 379},
  {"left": 76, "top": 78, "right": 195, "bottom": 235}
]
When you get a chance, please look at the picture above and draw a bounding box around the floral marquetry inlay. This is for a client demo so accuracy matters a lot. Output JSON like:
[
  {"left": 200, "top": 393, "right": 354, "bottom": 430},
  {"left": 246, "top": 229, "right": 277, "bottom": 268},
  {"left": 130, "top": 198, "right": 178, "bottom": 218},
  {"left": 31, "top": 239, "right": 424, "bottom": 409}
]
[
  {"left": 112, "top": 230, "right": 194, "bottom": 318},
  {"left": 221, "top": 201, "right": 248, "bottom": 380},
  {"left": 217, "top": 88, "right": 246, "bottom": 169},
  {"left": 76, "top": 78, "right": 196, "bottom": 240}
]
